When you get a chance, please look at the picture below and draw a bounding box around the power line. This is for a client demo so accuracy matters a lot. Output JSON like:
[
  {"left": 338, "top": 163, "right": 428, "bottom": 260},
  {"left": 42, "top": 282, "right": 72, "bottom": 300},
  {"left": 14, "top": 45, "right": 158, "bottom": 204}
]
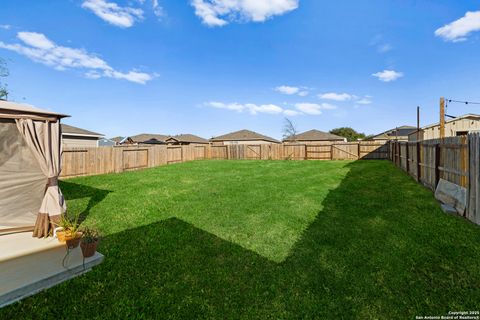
[{"left": 447, "top": 99, "right": 480, "bottom": 105}]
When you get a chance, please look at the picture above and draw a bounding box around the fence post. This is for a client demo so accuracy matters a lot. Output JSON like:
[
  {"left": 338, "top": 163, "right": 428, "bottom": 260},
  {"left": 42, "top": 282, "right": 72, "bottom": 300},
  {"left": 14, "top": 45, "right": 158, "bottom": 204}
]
[
  {"left": 357, "top": 143, "right": 361, "bottom": 159},
  {"left": 416, "top": 141, "right": 421, "bottom": 182},
  {"left": 406, "top": 143, "right": 410, "bottom": 173},
  {"left": 304, "top": 144, "right": 308, "bottom": 160},
  {"left": 330, "top": 144, "right": 333, "bottom": 160},
  {"left": 435, "top": 143, "right": 441, "bottom": 187}
]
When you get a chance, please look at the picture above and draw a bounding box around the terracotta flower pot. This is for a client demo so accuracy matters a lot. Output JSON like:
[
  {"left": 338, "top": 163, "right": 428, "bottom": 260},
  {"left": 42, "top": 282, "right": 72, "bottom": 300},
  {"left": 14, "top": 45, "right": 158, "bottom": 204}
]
[
  {"left": 56, "top": 230, "right": 67, "bottom": 242},
  {"left": 80, "top": 240, "right": 99, "bottom": 258},
  {"left": 65, "top": 232, "right": 83, "bottom": 249}
]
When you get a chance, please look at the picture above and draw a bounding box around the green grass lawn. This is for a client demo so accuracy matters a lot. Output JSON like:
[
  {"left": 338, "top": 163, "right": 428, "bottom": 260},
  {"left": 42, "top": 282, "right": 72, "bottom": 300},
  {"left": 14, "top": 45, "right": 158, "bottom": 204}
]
[{"left": 2, "top": 160, "right": 480, "bottom": 319}]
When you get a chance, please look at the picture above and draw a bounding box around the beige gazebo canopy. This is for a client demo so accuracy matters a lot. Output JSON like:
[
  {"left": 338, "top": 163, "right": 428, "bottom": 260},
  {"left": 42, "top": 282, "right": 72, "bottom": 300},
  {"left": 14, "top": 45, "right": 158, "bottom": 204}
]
[{"left": 0, "top": 100, "right": 69, "bottom": 237}]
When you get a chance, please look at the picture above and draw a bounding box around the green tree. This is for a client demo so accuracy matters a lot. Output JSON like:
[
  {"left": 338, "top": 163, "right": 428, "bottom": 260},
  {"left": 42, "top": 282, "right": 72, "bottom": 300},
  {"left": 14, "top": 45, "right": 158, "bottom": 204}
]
[
  {"left": 0, "top": 58, "right": 9, "bottom": 100},
  {"left": 329, "top": 127, "right": 366, "bottom": 142}
]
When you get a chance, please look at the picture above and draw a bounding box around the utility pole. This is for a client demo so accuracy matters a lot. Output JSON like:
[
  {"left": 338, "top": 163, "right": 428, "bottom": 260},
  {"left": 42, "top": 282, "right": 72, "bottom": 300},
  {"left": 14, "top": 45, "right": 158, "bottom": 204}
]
[
  {"left": 416, "top": 106, "right": 420, "bottom": 141},
  {"left": 440, "top": 97, "right": 445, "bottom": 139}
]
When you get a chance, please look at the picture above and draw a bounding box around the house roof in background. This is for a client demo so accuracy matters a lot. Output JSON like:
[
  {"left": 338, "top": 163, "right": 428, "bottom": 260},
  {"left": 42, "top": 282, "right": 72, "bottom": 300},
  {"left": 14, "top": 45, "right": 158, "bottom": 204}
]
[
  {"left": 166, "top": 134, "right": 209, "bottom": 144},
  {"left": 210, "top": 129, "right": 280, "bottom": 143},
  {"left": 61, "top": 124, "right": 103, "bottom": 137},
  {"left": 284, "top": 129, "right": 345, "bottom": 142},
  {"left": 110, "top": 136, "right": 124, "bottom": 143},
  {"left": 371, "top": 125, "right": 417, "bottom": 139},
  {"left": 0, "top": 100, "right": 69, "bottom": 118},
  {"left": 422, "top": 114, "right": 480, "bottom": 129},
  {"left": 129, "top": 133, "right": 169, "bottom": 143}
]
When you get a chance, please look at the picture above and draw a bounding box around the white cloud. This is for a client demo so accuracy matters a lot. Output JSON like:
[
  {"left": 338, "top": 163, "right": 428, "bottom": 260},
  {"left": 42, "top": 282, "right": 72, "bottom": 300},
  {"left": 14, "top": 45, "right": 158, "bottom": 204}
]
[
  {"left": 283, "top": 109, "right": 302, "bottom": 116},
  {"left": 0, "top": 31, "right": 154, "bottom": 84},
  {"left": 318, "top": 92, "right": 354, "bottom": 101},
  {"left": 356, "top": 98, "right": 372, "bottom": 105},
  {"left": 435, "top": 11, "right": 480, "bottom": 42},
  {"left": 275, "top": 85, "right": 309, "bottom": 96},
  {"left": 205, "top": 100, "right": 337, "bottom": 116},
  {"left": 191, "top": 0, "right": 299, "bottom": 27},
  {"left": 378, "top": 43, "right": 392, "bottom": 53},
  {"left": 152, "top": 0, "right": 164, "bottom": 17},
  {"left": 294, "top": 102, "right": 336, "bottom": 115},
  {"left": 82, "top": 0, "right": 144, "bottom": 28},
  {"left": 0, "top": 25, "right": 11, "bottom": 30},
  {"left": 275, "top": 85, "right": 299, "bottom": 95},
  {"left": 370, "top": 34, "right": 393, "bottom": 54},
  {"left": 206, "top": 101, "right": 284, "bottom": 115},
  {"left": 372, "top": 70, "right": 403, "bottom": 82}
]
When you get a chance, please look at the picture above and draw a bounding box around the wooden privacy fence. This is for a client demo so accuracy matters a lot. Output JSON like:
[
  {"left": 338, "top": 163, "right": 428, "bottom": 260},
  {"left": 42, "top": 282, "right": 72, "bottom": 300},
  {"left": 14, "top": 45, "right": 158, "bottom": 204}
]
[
  {"left": 61, "top": 141, "right": 388, "bottom": 178},
  {"left": 390, "top": 135, "right": 480, "bottom": 225}
]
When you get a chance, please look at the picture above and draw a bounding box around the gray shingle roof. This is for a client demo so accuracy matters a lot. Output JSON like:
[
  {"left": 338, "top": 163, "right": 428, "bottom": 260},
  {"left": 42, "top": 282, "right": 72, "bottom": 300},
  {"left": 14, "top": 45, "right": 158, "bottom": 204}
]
[
  {"left": 129, "top": 133, "right": 169, "bottom": 143},
  {"left": 210, "top": 129, "right": 280, "bottom": 143},
  {"left": 61, "top": 124, "right": 103, "bottom": 137},
  {"left": 283, "top": 129, "right": 345, "bottom": 142},
  {"left": 372, "top": 126, "right": 416, "bottom": 140},
  {"left": 166, "top": 134, "right": 209, "bottom": 144}
]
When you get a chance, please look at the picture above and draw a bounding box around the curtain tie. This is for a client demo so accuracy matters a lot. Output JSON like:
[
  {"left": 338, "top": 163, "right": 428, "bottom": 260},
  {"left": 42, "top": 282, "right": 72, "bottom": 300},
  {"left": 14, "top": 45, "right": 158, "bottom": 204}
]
[{"left": 46, "top": 176, "right": 59, "bottom": 187}]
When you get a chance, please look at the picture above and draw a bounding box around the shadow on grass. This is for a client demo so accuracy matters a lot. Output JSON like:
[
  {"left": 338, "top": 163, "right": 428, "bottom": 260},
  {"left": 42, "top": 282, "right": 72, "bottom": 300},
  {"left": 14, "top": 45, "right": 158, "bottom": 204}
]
[
  {"left": 60, "top": 180, "right": 111, "bottom": 224},
  {"left": 2, "top": 161, "right": 480, "bottom": 319}
]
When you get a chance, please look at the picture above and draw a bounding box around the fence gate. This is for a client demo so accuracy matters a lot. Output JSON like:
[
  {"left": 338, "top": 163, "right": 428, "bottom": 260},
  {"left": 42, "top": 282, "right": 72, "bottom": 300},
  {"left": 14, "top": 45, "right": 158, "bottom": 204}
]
[
  {"left": 246, "top": 145, "right": 261, "bottom": 159},
  {"left": 305, "top": 145, "right": 332, "bottom": 160},
  {"left": 331, "top": 144, "right": 359, "bottom": 160}
]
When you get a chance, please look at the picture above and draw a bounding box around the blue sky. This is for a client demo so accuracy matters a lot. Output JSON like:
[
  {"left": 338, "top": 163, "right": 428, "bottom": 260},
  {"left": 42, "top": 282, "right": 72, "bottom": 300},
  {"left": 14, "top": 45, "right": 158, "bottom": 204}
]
[{"left": 1, "top": 0, "right": 480, "bottom": 139}]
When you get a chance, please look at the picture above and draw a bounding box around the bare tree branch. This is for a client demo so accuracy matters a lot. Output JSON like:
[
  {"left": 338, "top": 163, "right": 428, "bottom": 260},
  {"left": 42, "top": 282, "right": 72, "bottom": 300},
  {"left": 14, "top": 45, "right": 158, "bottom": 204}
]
[{"left": 282, "top": 118, "right": 298, "bottom": 141}]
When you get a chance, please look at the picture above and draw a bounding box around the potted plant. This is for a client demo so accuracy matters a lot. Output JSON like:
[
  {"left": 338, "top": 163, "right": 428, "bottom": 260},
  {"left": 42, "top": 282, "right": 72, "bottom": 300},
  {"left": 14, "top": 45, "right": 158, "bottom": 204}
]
[
  {"left": 80, "top": 227, "right": 99, "bottom": 258},
  {"left": 55, "top": 213, "right": 82, "bottom": 248}
]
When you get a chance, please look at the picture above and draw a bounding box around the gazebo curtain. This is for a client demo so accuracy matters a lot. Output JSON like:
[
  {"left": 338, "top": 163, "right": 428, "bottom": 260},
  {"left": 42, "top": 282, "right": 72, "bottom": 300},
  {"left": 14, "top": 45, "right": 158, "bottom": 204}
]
[{"left": 16, "top": 118, "right": 66, "bottom": 238}]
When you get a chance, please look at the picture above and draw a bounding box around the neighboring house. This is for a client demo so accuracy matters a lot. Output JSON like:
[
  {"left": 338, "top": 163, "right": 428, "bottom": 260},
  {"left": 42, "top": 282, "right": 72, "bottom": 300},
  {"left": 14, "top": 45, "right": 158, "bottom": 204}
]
[
  {"left": 407, "top": 129, "right": 424, "bottom": 142},
  {"left": 61, "top": 124, "right": 103, "bottom": 148},
  {"left": 419, "top": 114, "right": 480, "bottom": 140},
  {"left": 110, "top": 136, "right": 125, "bottom": 145},
  {"left": 165, "top": 134, "right": 209, "bottom": 145},
  {"left": 283, "top": 129, "right": 346, "bottom": 144},
  {"left": 98, "top": 138, "right": 116, "bottom": 147},
  {"left": 210, "top": 129, "right": 280, "bottom": 145},
  {"left": 123, "top": 133, "right": 169, "bottom": 145},
  {"left": 370, "top": 126, "right": 417, "bottom": 142}
]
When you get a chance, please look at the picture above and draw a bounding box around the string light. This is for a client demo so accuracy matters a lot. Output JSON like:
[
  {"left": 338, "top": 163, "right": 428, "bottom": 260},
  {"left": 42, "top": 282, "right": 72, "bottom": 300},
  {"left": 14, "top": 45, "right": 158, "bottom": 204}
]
[{"left": 447, "top": 99, "right": 480, "bottom": 105}]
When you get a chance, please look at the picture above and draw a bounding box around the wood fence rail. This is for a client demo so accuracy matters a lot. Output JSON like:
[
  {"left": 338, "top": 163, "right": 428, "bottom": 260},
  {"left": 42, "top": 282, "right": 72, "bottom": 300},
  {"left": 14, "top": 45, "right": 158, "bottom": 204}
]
[
  {"left": 61, "top": 141, "right": 388, "bottom": 178},
  {"left": 390, "top": 135, "right": 480, "bottom": 225}
]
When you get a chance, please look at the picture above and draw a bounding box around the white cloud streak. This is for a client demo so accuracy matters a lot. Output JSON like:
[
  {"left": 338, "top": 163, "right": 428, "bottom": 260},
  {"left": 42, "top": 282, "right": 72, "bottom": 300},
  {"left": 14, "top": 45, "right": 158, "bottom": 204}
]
[
  {"left": 205, "top": 101, "right": 336, "bottom": 116},
  {"left": 435, "top": 11, "right": 480, "bottom": 42},
  {"left": 356, "top": 98, "right": 372, "bottom": 105},
  {"left": 152, "top": 0, "right": 164, "bottom": 17},
  {"left": 206, "top": 101, "right": 287, "bottom": 115},
  {"left": 191, "top": 0, "right": 299, "bottom": 27},
  {"left": 82, "top": 0, "right": 144, "bottom": 28},
  {"left": 318, "top": 92, "right": 354, "bottom": 101},
  {"left": 275, "top": 85, "right": 309, "bottom": 96},
  {"left": 294, "top": 102, "right": 336, "bottom": 115},
  {"left": 372, "top": 69, "right": 403, "bottom": 82},
  {"left": 0, "top": 31, "right": 155, "bottom": 84}
]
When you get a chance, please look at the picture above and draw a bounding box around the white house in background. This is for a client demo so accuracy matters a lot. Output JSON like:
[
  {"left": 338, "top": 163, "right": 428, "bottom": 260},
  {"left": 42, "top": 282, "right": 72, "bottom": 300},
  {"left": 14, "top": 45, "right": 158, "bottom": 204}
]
[
  {"left": 61, "top": 124, "right": 104, "bottom": 148},
  {"left": 418, "top": 114, "right": 480, "bottom": 140}
]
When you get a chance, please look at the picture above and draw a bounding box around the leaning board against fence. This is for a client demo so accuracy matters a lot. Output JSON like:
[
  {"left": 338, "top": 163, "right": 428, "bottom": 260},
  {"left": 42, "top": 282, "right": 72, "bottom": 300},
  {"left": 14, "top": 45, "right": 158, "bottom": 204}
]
[{"left": 390, "top": 135, "right": 479, "bottom": 225}]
